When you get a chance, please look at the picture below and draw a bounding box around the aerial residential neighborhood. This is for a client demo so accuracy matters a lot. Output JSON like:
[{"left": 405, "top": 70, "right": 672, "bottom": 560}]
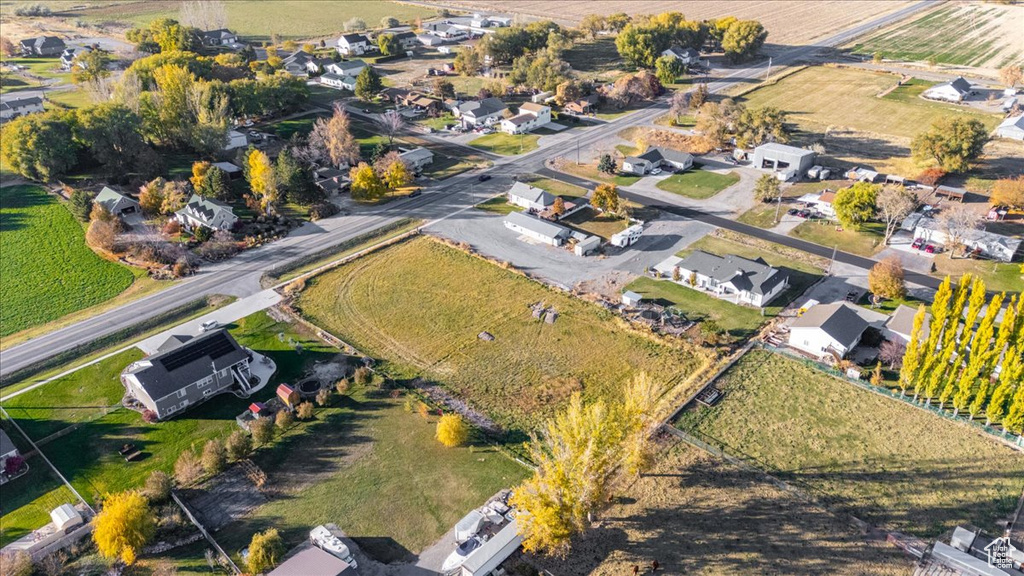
[{"left": 0, "top": 1, "right": 1022, "bottom": 576}]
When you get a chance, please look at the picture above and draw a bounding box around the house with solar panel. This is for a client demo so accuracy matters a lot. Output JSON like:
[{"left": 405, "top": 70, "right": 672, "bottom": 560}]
[{"left": 121, "top": 329, "right": 266, "bottom": 420}]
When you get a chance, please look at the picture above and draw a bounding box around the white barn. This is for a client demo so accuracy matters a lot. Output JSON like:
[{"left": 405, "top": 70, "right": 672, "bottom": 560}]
[{"left": 996, "top": 115, "right": 1024, "bottom": 141}]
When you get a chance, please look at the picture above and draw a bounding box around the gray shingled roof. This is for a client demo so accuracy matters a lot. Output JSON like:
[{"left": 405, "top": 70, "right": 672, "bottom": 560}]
[
  {"left": 677, "top": 250, "right": 787, "bottom": 295},
  {"left": 458, "top": 97, "right": 506, "bottom": 117},
  {"left": 505, "top": 211, "right": 570, "bottom": 240},
  {"left": 0, "top": 429, "right": 17, "bottom": 458},
  {"left": 507, "top": 182, "right": 554, "bottom": 206},
  {"left": 127, "top": 329, "right": 249, "bottom": 402},
  {"left": 791, "top": 302, "right": 869, "bottom": 347},
  {"left": 638, "top": 146, "right": 693, "bottom": 166}
]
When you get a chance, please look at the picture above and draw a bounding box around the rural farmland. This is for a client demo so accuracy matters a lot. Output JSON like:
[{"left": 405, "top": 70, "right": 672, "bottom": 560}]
[{"left": 675, "top": 350, "right": 1024, "bottom": 538}]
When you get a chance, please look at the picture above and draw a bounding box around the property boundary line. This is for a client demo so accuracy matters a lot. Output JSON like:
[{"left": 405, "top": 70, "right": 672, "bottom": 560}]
[{"left": 171, "top": 490, "right": 241, "bottom": 575}]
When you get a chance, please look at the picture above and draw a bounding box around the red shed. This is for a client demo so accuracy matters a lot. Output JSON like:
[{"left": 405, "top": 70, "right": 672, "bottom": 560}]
[{"left": 249, "top": 402, "right": 267, "bottom": 417}]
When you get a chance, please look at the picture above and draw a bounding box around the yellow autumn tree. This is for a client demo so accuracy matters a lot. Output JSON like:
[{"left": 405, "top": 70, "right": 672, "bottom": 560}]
[
  {"left": 247, "top": 528, "right": 284, "bottom": 574},
  {"left": 190, "top": 160, "right": 212, "bottom": 192},
  {"left": 349, "top": 162, "right": 385, "bottom": 200},
  {"left": 436, "top": 414, "right": 469, "bottom": 447},
  {"left": 246, "top": 149, "right": 279, "bottom": 214},
  {"left": 383, "top": 159, "right": 413, "bottom": 191},
  {"left": 93, "top": 491, "right": 156, "bottom": 565}
]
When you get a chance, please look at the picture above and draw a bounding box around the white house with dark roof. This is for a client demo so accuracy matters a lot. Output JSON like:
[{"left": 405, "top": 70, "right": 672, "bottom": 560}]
[
  {"left": 622, "top": 147, "right": 694, "bottom": 175},
  {"left": 121, "top": 330, "right": 267, "bottom": 420},
  {"left": 94, "top": 187, "right": 141, "bottom": 217},
  {"left": 59, "top": 46, "right": 91, "bottom": 71},
  {"left": 0, "top": 95, "right": 44, "bottom": 120},
  {"left": 456, "top": 97, "right": 507, "bottom": 126},
  {"left": 504, "top": 211, "right": 571, "bottom": 246},
  {"left": 922, "top": 77, "right": 973, "bottom": 102},
  {"left": 507, "top": 182, "right": 554, "bottom": 211},
  {"left": 19, "top": 36, "right": 65, "bottom": 56},
  {"left": 281, "top": 50, "right": 315, "bottom": 76},
  {"left": 661, "top": 45, "right": 700, "bottom": 65},
  {"left": 996, "top": 115, "right": 1024, "bottom": 141},
  {"left": 320, "top": 73, "right": 357, "bottom": 91},
  {"left": 336, "top": 33, "right": 373, "bottom": 56},
  {"left": 499, "top": 102, "right": 551, "bottom": 134},
  {"left": 325, "top": 59, "right": 368, "bottom": 77},
  {"left": 175, "top": 194, "right": 239, "bottom": 231},
  {"left": 788, "top": 302, "right": 871, "bottom": 359},
  {"left": 653, "top": 250, "right": 789, "bottom": 308},
  {"left": 902, "top": 212, "right": 1023, "bottom": 262},
  {"left": 199, "top": 29, "right": 239, "bottom": 47}
]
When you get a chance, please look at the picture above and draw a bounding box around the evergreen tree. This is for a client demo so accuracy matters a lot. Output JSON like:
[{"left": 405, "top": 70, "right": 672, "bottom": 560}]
[
  {"left": 354, "top": 66, "right": 383, "bottom": 101},
  {"left": 69, "top": 189, "right": 95, "bottom": 222}
]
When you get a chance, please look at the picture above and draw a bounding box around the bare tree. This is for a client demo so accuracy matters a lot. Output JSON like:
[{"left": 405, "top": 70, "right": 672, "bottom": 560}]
[
  {"left": 374, "top": 110, "right": 406, "bottom": 147},
  {"left": 180, "top": 0, "right": 227, "bottom": 31},
  {"left": 114, "top": 71, "right": 143, "bottom": 114},
  {"left": 879, "top": 339, "right": 906, "bottom": 370},
  {"left": 84, "top": 76, "right": 117, "bottom": 104},
  {"left": 938, "top": 203, "right": 981, "bottom": 257},
  {"left": 877, "top": 185, "right": 918, "bottom": 245},
  {"left": 668, "top": 90, "right": 689, "bottom": 121},
  {"left": 306, "top": 104, "right": 360, "bottom": 168}
]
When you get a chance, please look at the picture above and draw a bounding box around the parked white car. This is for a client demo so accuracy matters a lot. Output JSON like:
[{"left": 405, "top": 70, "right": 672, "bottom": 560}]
[
  {"left": 650, "top": 168, "right": 662, "bottom": 175},
  {"left": 200, "top": 320, "right": 220, "bottom": 332}
]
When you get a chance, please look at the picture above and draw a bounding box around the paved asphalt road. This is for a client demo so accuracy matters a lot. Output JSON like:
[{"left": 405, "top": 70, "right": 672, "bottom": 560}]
[{"left": 0, "top": 0, "right": 938, "bottom": 378}]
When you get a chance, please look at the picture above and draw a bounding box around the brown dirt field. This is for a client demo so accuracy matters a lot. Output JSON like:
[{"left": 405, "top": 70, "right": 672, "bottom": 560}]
[
  {"left": 441, "top": 1, "right": 911, "bottom": 50},
  {"left": 531, "top": 440, "right": 914, "bottom": 576}
]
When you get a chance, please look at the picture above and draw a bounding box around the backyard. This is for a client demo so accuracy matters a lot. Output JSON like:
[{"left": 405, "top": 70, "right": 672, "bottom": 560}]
[
  {"left": 296, "top": 237, "right": 712, "bottom": 433},
  {"left": 537, "top": 442, "right": 913, "bottom": 576},
  {"left": 0, "top": 184, "right": 135, "bottom": 337},
  {"left": 626, "top": 233, "right": 824, "bottom": 339},
  {"left": 675, "top": 350, "right": 1024, "bottom": 537},
  {"left": 559, "top": 206, "right": 629, "bottom": 240},
  {"left": 655, "top": 169, "right": 740, "bottom": 199},
  {"left": 0, "top": 454, "right": 79, "bottom": 546},
  {"left": 468, "top": 132, "right": 540, "bottom": 156}
]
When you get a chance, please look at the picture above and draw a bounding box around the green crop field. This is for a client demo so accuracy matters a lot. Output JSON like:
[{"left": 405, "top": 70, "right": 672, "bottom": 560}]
[
  {"left": 297, "top": 237, "right": 712, "bottom": 433},
  {"left": 675, "top": 350, "right": 1024, "bottom": 537},
  {"left": 74, "top": 1, "right": 438, "bottom": 41},
  {"left": 850, "top": 3, "right": 1024, "bottom": 69},
  {"left": 738, "top": 66, "right": 1001, "bottom": 141},
  {"left": 0, "top": 185, "right": 134, "bottom": 337}
]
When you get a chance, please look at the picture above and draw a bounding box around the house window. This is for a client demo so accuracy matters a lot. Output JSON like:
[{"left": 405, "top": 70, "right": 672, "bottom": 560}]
[
  {"left": 176, "top": 389, "right": 187, "bottom": 399},
  {"left": 203, "top": 388, "right": 214, "bottom": 397}
]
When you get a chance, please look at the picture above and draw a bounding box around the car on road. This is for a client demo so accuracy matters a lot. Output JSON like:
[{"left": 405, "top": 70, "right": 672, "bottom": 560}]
[
  {"left": 650, "top": 168, "right": 662, "bottom": 175},
  {"left": 408, "top": 189, "right": 422, "bottom": 197},
  {"left": 787, "top": 208, "right": 799, "bottom": 216},
  {"left": 477, "top": 174, "right": 491, "bottom": 182},
  {"left": 912, "top": 238, "right": 924, "bottom": 250},
  {"left": 200, "top": 320, "right": 219, "bottom": 332}
]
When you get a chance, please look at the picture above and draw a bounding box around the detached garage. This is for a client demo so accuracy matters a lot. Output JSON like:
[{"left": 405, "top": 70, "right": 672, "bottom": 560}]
[
  {"left": 751, "top": 143, "right": 816, "bottom": 175},
  {"left": 94, "top": 187, "right": 141, "bottom": 216}
]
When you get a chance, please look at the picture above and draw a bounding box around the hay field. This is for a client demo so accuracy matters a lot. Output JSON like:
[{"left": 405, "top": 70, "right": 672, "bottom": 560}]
[
  {"left": 533, "top": 442, "right": 913, "bottom": 576},
  {"left": 296, "top": 237, "right": 712, "bottom": 433},
  {"left": 444, "top": 1, "right": 910, "bottom": 48},
  {"left": 852, "top": 2, "right": 1024, "bottom": 71},
  {"left": 675, "top": 350, "right": 1024, "bottom": 538}
]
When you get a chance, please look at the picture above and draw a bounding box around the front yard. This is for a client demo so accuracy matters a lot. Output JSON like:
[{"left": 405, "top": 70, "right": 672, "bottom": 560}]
[
  {"left": 468, "top": 132, "right": 540, "bottom": 156},
  {"left": 790, "top": 219, "right": 886, "bottom": 257},
  {"left": 675, "top": 350, "right": 1024, "bottom": 538},
  {"left": 558, "top": 161, "right": 641, "bottom": 187},
  {"left": 474, "top": 196, "right": 521, "bottom": 215},
  {"left": 655, "top": 169, "right": 740, "bottom": 199}
]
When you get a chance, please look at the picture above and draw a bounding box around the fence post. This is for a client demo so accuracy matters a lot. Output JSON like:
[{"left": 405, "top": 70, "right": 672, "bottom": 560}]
[{"left": 170, "top": 490, "right": 241, "bottom": 574}]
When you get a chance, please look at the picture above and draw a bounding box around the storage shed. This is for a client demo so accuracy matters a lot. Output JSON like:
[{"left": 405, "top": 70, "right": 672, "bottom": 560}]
[{"left": 751, "top": 143, "right": 816, "bottom": 175}]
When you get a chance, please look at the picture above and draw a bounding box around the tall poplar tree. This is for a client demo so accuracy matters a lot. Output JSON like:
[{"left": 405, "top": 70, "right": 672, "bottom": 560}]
[
  {"left": 939, "top": 276, "right": 986, "bottom": 409},
  {"left": 953, "top": 291, "right": 1002, "bottom": 417},
  {"left": 899, "top": 304, "right": 928, "bottom": 397}
]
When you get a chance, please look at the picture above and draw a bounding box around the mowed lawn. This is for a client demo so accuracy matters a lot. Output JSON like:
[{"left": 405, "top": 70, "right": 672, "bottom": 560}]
[
  {"left": 468, "top": 132, "right": 540, "bottom": 156},
  {"left": 675, "top": 351, "right": 1024, "bottom": 537},
  {"left": 218, "top": 389, "right": 528, "bottom": 563},
  {"left": 297, "top": 237, "right": 711, "bottom": 432},
  {"left": 739, "top": 66, "right": 1001, "bottom": 140},
  {"left": 541, "top": 443, "right": 913, "bottom": 576},
  {"left": 0, "top": 455, "right": 79, "bottom": 546},
  {"left": 790, "top": 219, "right": 887, "bottom": 257},
  {"left": 656, "top": 169, "right": 740, "bottom": 199},
  {"left": 0, "top": 185, "right": 134, "bottom": 337},
  {"left": 74, "top": 0, "right": 437, "bottom": 41}
]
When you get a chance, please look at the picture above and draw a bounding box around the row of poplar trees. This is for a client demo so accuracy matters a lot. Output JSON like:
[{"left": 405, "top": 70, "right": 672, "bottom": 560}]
[{"left": 898, "top": 274, "right": 1024, "bottom": 436}]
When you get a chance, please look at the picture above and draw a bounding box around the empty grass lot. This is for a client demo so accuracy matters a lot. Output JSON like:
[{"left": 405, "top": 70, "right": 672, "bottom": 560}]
[
  {"left": 675, "top": 350, "right": 1024, "bottom": 537},
  {"left": 0, "top": 456, "right": 79, "bottom": 546},
  {"left": 217, "top": 388, "right": 528, "bottom": 563},
  {"left": 626, "top": 234, "right": 823, "bottom": 339},
  {"left": 264, "top": 112, "right": 326, "bottom": 140},
  {"left": 468, "top": 132, "right": 540, "bottom": 156},
  {"left": 656, "top": 170, "right": 740, "bottom": 199},
  {"left": 297, "top": 237, "right": 712, "bottom": 433},
  {"left": 526, "top": 176, "right": 587, "bottom": 199},
  {"left": 1, "top": 185, "right": 135, "bottom": 337},
  {"left": 73, "top": 1, "right": 438, "bottom": 41},
  {"left": 790, "top": 219, "right": 886, "bottom": 257},
  {"left": 738, "top": 66, "right": 1000, "bottom": 141},
  {"left": 539, "top": 443, "right": 912, "bottom": 576},
  {"left": 474, "top": 196, "right": 521, "bottom": 215}
]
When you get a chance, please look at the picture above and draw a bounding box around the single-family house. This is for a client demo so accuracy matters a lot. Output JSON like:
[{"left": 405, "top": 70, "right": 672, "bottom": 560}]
[
  {"left": 424, "top": 22, "right": 469, "bottom": 40},
  {"left": 883, "top": 304, "right": 930, "bottom": 343},
  {"left": 0, "top": 429, "right": 20, "bottom": 477},
  {"left": 902, "top": 212, "right": 1023, "bottom": 262},
  {"left": 507, "top": 182, "right": 554, "bottom": 211},
  {"left": 59, "top": 46, "right": 91, "bottom": 71},
  {"left": 393, "top": 31, "right": 419, "bottom": 50},
  {"left": 563, "top": 94, "right": 599, "bottom": 116},
  {"left": 94, "top": 187, "right": 141, "bottom": 216},
  {"left": 304, "top": 57, "right": 335, "bottom": 75},
  {"left": 417, "top": 34, "right": 446, "bottom": 47},
  {"left": 621, "top": 147, "right": 694, "bottom": 175},
  {"left": 324, "top": 59, "right": 367, "bottom": 77},
  {"left": 456, "top": 97, "right": 507, "bottom": 126},
  {"left": 751, "top": 143, "right": 817, "bottom": 176},
  {"left": 661, "top": 45, "right": 701, "bottom": 65},
  {"left": 922, "top": 77, "right": 973, "bottom": 103},
  {"left": 175, "top": 194, "right": 239, "bottom": 231},
  {"left": 320, "top": 73, "right": 357, "bottom": 90},
  {"left": 788, "top": 302, "right": 870, "bottom": 359},
  {"left": 504, "top": 211, "right": 571, "bottom": 246},
  {"left": 0, "top": 95, "right": 44, "bottom": 120},
  {"left": 121, "top": 330, "right": 257, "bottom": 420},
  {"left": 796, "top": 189, "right": 837, "bottom": 218},
  {"left": 653, "top": 250, "right": 789, "bottom": 307},
  {"left": 199, "top": 28, "right": 239, "bottom": 47},
  {"left": 996, "top": 115, "right": 1024, "bottom": 141},
  {"left": 399, "top": 147, "right": 434, "bottom": 171},
  {"left": 281, "top": 50, "right": 314, "bottom": 76},
  {"left": 19, "top": 36, "right": 65, "bottom": 56},
  {"left": 499, "top": 102, "right": 551, "bottom": 134},
  {"left": 212, "top": 161, "right": 243, "bottom": 180},
  {"left": 314, "top": 167, "right": 350, "bottom": 194},
  {"left": 336, "top": 33, "right": 372, "bottom": 56},
  {"left": 845, "top": 166, "right": 881, "bottom": 183},
  {"left": 268, "top": 546, "right": 354, "bottom": 576},
  {"left": 224, "top": 129, "right": 248, "bottom": 150}
]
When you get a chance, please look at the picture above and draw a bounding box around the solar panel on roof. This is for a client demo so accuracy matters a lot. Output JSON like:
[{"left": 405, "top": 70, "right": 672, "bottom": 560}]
[{"left": 159, "top": 332, "right": 236, "bottom": 372}]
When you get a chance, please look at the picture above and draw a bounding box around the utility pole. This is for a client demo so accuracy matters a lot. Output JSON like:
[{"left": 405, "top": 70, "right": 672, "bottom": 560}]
[
  {"left": 774, "top": 193, "right": 783, "bottom": 224},
  {"left": 766, "top": 56, "right": 772, "bottom": 83},
  {"left": 576, "top": 137, "right": 580, "bottom": 165},
  {"left": 827, "top": 244, "right": 837, "bottom": 275}
]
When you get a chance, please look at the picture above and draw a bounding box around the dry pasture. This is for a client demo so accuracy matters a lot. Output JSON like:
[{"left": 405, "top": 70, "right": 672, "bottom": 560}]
[{"left": 442, "top": 1, "right": 911, "bottom": 50}]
